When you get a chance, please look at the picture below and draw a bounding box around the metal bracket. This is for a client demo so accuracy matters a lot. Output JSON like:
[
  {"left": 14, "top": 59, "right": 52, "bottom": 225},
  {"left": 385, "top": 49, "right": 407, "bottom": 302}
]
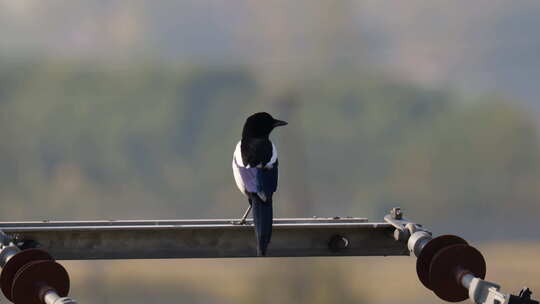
[
  {"left": 463, "top": 274, "right": 539, "bottom": 304},
  {"left": 508, "top": 288, "right": 539, "bottom": 304},
  {"left": 384, "top": 207, "right": 431, "bottom": 242}
]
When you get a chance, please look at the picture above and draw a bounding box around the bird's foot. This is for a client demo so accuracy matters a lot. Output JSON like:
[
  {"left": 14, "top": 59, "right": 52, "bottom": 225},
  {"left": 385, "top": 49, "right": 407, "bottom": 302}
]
[{"left": 231, "top": 220, "right": 248, "bottom": 225}]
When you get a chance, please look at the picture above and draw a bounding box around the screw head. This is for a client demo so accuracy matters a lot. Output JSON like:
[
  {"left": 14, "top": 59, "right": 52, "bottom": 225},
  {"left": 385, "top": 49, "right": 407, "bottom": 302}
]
[
  {"left": 328, "top": 235, "right": 350, "bottom": 252},
  {"left": 391, "top": 207, "right": 403, "bottom": 220}
]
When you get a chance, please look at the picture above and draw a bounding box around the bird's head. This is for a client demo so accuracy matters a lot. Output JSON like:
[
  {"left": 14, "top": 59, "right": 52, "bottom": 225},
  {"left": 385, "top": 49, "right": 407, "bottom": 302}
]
[{"left": 242, "top": 112, "right": 287, "bottom": 139}]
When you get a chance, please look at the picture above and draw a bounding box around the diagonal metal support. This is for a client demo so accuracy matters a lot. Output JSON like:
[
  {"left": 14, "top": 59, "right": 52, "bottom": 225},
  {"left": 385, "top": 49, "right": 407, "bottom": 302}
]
[{"left": 0, "top": 218, "right": 408, "bottom": 260}]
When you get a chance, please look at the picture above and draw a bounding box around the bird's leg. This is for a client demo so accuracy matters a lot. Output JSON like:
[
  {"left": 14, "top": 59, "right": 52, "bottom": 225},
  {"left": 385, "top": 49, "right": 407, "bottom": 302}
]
[
  {"left": 239, "top": 205, "right": 252, "bottom": 224},
  {"left": 231, "top": 207, "right": 251, "bottom": 225},
  {"left": 231, "top": 201, "right": 251, "bottom": 225}
]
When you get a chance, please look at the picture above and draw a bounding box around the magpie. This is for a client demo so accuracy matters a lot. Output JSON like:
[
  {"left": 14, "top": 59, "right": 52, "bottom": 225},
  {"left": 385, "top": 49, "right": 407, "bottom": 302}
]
[{"left": 232, "top": 112, "right": 287, "bottom": 256}]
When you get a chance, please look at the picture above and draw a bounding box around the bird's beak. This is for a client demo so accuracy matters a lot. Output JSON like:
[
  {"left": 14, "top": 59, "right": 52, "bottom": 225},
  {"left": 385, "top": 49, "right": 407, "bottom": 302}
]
[{"left": 273, "top": 119, "right": 288, "bottom": 127}]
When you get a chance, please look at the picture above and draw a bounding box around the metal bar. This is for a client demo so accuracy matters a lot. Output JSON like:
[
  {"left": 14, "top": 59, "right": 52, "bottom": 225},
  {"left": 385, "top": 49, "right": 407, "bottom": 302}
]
[
  {"left": 0, "top": 217, "right": 370, "bottom": 228},
  {"left": 0, "top": 218, "right": 408, "bottom": 260}
]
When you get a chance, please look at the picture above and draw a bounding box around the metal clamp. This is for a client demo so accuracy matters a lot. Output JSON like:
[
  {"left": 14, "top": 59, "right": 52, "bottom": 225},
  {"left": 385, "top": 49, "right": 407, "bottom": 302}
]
[
  {"left": 384, "top": 207, "right": 432, "bottom": 257},
  {"left": 462, "top": 274, "right": 507, "bottom": 304},
  {"left": 384, "top": 207, "right": 430, "bottom": 239},
  {"left": 463, "top": 274, "right": 538, "bottom": 304}
]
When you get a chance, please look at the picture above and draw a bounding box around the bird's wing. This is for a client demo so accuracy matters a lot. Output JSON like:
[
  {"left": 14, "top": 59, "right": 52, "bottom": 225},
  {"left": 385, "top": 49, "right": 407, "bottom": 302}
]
[
  {"left": 233, "top": 141, "right": 259, "bottom": 194},
  {"left": 257, "top": 160, "right": 278, "bottom": 197},
  {"left": 233, "top": 141, "right": 278, "bottom": 202}
]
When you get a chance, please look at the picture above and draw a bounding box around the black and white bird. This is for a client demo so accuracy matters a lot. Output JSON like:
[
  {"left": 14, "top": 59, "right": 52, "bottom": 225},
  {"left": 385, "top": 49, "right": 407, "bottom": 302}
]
[{"left": 232, "top": 112, "right": 287, "bottom": 256}]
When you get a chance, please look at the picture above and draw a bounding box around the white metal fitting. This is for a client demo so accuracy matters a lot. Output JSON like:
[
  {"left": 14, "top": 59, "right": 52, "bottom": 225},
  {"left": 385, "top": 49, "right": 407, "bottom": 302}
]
[
  {"left": 43, "top": 289, "right": 78, "bottom": 304},
  {"left": 462, "top": 274, "right": 508, "bottom": 304},
  {"left": 407, "top": 231, "right": 432, "bottom": 258}
]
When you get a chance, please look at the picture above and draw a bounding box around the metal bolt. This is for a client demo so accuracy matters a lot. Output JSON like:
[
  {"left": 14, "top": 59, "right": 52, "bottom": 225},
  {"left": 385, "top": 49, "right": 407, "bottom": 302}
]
[
  {"left": 393, "top": 227, "right": 410, "bottom": 242},
  {"left": 328, "top": 235, "right": 350, "bottom": 251},
  {"left": 391, "top": 207, "right": 403, "bottom": 220}
]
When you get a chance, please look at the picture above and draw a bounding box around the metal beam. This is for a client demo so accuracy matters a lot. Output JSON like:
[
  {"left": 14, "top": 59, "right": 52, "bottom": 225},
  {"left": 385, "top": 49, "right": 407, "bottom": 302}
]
[{"left": 0, "top": 218, "right": 409, "bottom": 260}]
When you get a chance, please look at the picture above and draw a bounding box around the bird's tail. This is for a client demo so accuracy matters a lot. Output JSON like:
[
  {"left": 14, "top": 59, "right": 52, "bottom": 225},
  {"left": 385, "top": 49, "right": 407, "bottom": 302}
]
[{"left": 250, "top": 194, "right": 273, "bottom": 256}]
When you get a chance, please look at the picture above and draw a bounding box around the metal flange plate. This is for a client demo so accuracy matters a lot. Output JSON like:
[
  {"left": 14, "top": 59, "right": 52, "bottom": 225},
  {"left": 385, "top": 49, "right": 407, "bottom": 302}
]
[
  {"left": 11, "top": 260, "right": 70, "bottom": 304},
  {"left": 0, "top": 248, "right": 53, "bottom": 300},
  {"left": 416, "top": 235, "right": 467, "bottom": 289},
  {"left": 429, "top": 244, "right": 486, "bottom": 302}
]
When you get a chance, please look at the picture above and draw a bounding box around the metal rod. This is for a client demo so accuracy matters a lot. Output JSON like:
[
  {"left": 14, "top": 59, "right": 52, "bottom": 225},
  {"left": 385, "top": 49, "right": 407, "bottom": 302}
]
[
  {"left": 0, "top": 217, "right": 370, "bottom": 229},
  {"left": 43, "top": 289, "right": 77, "bottom": 304}
]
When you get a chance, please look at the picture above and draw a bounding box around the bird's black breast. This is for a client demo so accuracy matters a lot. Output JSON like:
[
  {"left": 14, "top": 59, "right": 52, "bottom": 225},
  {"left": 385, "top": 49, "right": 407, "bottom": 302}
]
[{"left": 241, "top": 138, "right": 273, "bottom": 167}]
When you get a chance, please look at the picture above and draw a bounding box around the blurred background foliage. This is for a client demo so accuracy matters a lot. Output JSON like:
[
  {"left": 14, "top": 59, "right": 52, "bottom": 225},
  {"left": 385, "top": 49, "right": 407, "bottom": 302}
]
[
  {"left": 0, "top": 61, "right": 538, "bottom": 229},
  {"left": 1, "top": 1, "right": 539, "bottom": 303}
]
